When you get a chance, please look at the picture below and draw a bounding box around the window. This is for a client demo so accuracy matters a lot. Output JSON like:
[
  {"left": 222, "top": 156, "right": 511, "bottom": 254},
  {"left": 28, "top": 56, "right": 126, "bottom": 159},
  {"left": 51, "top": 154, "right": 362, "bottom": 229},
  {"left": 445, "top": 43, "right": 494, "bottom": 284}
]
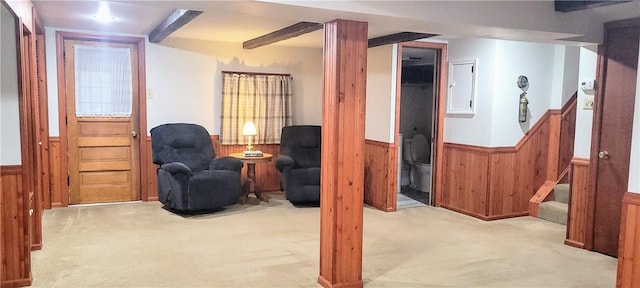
[
  {"left": 220, "top": 72, "right": 293, "bottom": 145},
  {"left": 74, "top": 45, "right": 132, "bottom": 117}
]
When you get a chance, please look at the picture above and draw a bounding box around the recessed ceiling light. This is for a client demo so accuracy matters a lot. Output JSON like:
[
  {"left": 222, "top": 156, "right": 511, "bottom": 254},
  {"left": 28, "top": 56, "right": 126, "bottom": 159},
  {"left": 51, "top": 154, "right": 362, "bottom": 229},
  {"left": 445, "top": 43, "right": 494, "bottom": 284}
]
[{"left": 94, "top": 3, "right": 115, "bottom": 23}]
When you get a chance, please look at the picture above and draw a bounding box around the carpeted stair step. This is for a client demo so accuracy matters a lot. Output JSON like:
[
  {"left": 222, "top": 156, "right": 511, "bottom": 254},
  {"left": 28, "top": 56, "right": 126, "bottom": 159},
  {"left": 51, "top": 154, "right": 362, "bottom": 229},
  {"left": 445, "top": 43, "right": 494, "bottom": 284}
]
[
  {"left": 538, "top": 201, "right": 568, "bottom": 225},
  {"left": 554, "top": 183, "right": 570, "bottom": 204}
]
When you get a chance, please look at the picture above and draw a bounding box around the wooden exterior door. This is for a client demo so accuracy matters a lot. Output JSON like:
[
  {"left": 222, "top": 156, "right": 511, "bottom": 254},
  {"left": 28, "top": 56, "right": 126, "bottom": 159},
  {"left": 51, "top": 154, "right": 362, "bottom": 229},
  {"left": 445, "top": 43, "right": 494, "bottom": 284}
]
[
  {"left": 590, "top": 19, "right": 639, "bottom": 257},
  {"left": 64, "top": 39, "right": 140, "bottom": 204}
]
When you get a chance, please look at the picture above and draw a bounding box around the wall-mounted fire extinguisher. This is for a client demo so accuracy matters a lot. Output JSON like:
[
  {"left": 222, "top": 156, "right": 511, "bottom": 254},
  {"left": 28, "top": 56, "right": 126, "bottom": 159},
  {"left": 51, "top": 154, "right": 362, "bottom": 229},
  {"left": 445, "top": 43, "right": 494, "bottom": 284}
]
[
  {"left": 519, "top": 92, "right": 528, "bottom": 122},
  {"left": 517, "top": 75, "right": 529, "bottom": 123}
]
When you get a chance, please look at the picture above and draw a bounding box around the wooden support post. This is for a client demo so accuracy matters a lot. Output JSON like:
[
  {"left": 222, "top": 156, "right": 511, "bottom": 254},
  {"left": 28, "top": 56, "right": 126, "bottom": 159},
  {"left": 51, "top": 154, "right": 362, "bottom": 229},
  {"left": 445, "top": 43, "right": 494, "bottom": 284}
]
[{"left": 318, "top": 19, "right": 367, "bottom": 288}]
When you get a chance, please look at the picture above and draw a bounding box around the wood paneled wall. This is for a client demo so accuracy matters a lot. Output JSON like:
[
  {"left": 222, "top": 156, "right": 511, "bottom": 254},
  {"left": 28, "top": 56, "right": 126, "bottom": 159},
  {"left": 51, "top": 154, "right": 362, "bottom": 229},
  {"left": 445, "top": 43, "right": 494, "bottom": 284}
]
[
  {"left": 49, "top": 135, "right": 282, "bottom": 207},
  {"left": 566, "top": 157, "right": 590, "bottom": 248},
  {"left": 1, "top": 166, "right": 32, "bottom": 287},
  {"left": 143, "top": 137, "right": 158, "bottom": 201},
  {"left": 364, "top": 140, "right": 397, "bottom": 212},
  {"left": 212, "top": 136, "right": 282, "bottom": 193},
  {"left": 441, "top": 110, "right": 560, "bottom": 220},
  {"left": 617, "top": 192, "right": 640, "bottom": 288},
  {"left": 48, "top": 137, "right": 65, "bottom": 207},
  {"left": 558, "top": 94, "right": 577, "bottom": 177}
]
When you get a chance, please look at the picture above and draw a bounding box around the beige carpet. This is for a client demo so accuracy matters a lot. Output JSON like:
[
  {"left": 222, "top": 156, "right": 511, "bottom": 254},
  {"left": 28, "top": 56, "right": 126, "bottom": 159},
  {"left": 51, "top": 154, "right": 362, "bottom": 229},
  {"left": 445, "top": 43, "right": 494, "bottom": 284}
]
[{"left": 31, "top": 193, "right": 617, "bottom": 287}]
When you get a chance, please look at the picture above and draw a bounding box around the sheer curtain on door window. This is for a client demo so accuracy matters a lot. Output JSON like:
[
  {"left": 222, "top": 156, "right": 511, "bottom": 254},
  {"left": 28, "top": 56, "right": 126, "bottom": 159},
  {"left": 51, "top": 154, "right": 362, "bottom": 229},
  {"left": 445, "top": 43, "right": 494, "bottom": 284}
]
[{"left": 74, "top": 45, "right": 132, "bottom": 117}]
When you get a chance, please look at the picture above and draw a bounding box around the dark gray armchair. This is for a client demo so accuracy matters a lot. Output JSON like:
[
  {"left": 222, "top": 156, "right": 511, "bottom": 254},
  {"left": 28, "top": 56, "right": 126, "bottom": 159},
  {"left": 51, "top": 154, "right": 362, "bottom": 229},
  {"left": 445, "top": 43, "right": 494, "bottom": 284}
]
[
  {"left": 151, "top": 123, "right": 243, "bottom": 213},
  {"left": 275, "top": 125, "right": 321, "bottom": 205}
]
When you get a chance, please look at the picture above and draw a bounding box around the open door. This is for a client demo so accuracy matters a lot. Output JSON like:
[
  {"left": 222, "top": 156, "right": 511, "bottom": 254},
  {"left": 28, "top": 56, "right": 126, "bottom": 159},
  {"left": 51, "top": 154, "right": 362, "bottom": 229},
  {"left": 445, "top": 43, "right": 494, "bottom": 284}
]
[{"left": 588, "top": 19, "right": 639, "bottom": 257}]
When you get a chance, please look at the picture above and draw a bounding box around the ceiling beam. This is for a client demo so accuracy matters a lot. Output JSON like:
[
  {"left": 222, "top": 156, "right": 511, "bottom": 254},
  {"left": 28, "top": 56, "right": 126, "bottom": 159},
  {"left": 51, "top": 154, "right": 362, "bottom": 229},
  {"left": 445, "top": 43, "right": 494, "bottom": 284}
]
[
  {"left": 368, "top": 32, "right": 438, "bottom": 48},
  {"left": 243, "top": 22, "right": 324, "bottom": 49},
  {"left": 149, "top": 9, "right": 203, "bottom": 43},
  {"left": 554, "top": 0, "right": 629, "bottom": 12}
]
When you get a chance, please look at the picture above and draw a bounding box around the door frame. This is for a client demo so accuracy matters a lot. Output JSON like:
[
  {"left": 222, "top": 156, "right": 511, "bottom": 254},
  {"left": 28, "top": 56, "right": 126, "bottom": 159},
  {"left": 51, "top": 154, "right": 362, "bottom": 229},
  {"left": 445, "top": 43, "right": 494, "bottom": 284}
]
[
  {"left": 393, "top": 41, "right": 447, "bottom": 207},
  {"left": 55, "top": 31, "right": 149, "bottom": 206},
  {"left": 585, "top": 18, "right": 640, "bottom": 250}
]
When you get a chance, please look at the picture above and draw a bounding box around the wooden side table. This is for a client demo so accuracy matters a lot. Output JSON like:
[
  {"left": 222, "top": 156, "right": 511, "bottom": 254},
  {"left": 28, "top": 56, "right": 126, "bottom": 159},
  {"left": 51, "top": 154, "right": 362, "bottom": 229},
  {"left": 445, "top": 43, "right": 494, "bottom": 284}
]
[{"left": 228, "top": 152, "right": 274, "bottom": 204}]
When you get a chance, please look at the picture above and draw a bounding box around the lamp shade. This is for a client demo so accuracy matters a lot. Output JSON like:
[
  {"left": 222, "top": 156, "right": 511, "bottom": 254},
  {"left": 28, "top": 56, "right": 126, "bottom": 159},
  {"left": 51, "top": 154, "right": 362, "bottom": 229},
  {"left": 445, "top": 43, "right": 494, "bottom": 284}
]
[{"left": 242, "top": 121, "right": 257, "bottom": 136}]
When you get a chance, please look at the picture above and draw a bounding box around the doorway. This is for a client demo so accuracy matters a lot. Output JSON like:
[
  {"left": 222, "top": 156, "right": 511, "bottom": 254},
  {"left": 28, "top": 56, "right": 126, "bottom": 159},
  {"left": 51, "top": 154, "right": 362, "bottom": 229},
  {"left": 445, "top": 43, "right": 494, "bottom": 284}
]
[
  {"left": 588, "top": 18, "right": 639, "bottom": 257},
  {"left": 395, "top": 42, "right": 446, "bottom": 208},
  {"left": 56, "top": 32, "right": 149, "bottom": 206}
]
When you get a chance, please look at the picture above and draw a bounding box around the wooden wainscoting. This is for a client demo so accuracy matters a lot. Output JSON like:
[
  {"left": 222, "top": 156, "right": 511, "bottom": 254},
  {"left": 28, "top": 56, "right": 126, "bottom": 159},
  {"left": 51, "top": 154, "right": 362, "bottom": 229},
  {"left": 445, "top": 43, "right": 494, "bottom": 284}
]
[
  {"left": 558, "top": 94, "right": 577, "bottom": 178},
  {"left": 364, "top": 140, "right": 397, "bottom": 212},
  {"left": 442, "top": 144, "right": 491, "bottom": 217},
  {"left": 441, "top": 110, "right": 560, "bottom": 220},
  {"left": 48, "top": 137, "right": 65, "bottom": 208},
  {"left": 212, "top": 136, "right": 281, "bottom": 193},
  {"left": 617, "top": 192, "right": 640, "bottom": 288},
  {"left": 52, "top": 135, "right": 282, "bottom": 207},
  {"left": 566, "top": 157, "right": 590, "bottom": 248},
  {"left": 144, "top": 136, "right": 158, "bottom": 201},
  {"left": 1, "top": 166, "right": 32, "bottom": 287}
]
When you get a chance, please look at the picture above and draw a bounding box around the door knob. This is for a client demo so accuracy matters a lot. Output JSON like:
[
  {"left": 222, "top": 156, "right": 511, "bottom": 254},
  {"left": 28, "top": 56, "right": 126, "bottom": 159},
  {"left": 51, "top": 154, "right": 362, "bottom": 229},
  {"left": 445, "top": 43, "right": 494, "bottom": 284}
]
[
  {"left": 131, "top": 131, "right": 138, "bottom": 138},
  {"left": 598, "top": 151, "right": 610, "bottom": 159}
]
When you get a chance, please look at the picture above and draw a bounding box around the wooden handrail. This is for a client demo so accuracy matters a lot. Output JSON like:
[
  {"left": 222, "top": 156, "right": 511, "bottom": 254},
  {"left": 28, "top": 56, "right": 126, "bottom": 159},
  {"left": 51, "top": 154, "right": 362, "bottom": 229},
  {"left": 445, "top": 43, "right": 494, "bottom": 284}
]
[{"left": 529, "top": 166, "right": 570, "bottom": 216}]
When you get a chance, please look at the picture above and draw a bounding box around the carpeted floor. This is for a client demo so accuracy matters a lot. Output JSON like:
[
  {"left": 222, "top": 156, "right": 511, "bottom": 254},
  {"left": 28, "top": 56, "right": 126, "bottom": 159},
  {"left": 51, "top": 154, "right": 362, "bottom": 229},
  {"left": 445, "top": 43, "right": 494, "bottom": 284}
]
[{"left": 31, "top": 193, "right": 617, "bottom": 287}]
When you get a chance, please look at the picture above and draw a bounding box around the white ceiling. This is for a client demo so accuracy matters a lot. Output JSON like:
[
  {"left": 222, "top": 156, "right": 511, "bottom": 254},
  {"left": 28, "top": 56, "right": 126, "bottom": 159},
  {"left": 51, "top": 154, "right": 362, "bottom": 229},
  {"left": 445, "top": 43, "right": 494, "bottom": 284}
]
[{"left": 32, "top": 0, "right": 640, "bottom": 48}]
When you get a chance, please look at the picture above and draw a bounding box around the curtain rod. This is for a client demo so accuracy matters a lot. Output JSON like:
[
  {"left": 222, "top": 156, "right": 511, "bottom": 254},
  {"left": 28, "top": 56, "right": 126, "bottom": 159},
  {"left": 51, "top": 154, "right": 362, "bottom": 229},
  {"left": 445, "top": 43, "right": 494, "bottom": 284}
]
[{"left": 222, "top": 70, "right": 291, "bottom": 77}]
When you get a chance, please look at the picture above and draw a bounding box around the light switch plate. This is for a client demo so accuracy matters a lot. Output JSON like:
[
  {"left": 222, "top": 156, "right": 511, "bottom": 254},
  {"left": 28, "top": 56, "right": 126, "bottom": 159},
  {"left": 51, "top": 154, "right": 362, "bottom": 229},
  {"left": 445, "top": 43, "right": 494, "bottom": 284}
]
[
  {"left": 584, "top": 96, "right": 594, "bottom": 110},
  {"left": 147, "top": 89, "right": 154, "bottom": 99}
]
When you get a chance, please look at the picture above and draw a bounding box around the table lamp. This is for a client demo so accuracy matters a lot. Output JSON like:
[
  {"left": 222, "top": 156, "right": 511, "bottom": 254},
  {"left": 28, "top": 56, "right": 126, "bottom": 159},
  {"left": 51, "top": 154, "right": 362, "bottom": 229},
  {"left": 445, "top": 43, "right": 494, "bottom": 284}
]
[{"left": 242, "top": 121, "right": 262, "bottom": 156}]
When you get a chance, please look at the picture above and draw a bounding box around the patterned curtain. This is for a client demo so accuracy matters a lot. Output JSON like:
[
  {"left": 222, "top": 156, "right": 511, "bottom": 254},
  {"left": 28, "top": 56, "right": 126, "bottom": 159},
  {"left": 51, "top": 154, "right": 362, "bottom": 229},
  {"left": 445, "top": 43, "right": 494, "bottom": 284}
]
[
  {"left": 74, "top": 45, "right": 132, "bottom": 117},
  {"left": 220, "top": 72, "right": 293, "bottom": 145}
]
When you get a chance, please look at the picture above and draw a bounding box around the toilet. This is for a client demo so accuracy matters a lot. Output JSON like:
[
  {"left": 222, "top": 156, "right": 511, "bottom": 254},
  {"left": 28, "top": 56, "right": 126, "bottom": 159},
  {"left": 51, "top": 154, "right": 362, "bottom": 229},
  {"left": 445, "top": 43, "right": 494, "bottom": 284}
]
[{"left": 403, "top": 133, "right": 431, "bottom": 192}]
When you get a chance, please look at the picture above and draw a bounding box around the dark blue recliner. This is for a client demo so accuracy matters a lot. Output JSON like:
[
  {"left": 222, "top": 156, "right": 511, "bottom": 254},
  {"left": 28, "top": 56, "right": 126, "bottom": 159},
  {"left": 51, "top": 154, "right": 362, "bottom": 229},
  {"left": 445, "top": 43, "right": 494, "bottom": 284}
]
[
  {"left": 275, "top": 125, "right": 321, "bottom": 205},
  {"left": 151, "top": 123, "right": 243, "bottom": 213}
]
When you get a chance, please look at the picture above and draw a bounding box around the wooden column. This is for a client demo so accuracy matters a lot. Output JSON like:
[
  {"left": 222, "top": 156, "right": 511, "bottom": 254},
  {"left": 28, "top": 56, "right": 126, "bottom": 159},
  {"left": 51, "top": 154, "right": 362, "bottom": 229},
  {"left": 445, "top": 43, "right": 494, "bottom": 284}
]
[{"left": 318, "top": 19, "right": 367, "bottom": 288}]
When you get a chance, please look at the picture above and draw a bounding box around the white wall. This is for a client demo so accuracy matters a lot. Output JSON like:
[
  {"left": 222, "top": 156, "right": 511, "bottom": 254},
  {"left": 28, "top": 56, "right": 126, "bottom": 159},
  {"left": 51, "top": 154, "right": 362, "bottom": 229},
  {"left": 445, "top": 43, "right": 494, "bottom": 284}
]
[
  {"left": 444, "top": 37, "right": 497, "bottom": 146},
  {"left": 490, "top": 40, "right": 556, "bottom": 147},
  {"left": 365, "top": 44, "right": 396, "bottom": 142},
  {"left": 628, "top": 45, "right": 640, "bottom": 194},
  {"left": 44, "top": 28, "right": 323, "bottom": 136},
  {"left": 1, "top": 5, "right": 22, "bottom": 165},
  {"left": 444, "top": 38, "right": 574, "bottom": 147},
  {"left": 573, "top": 47, "right": 598, "bottom": 158},
  {"left": 146, "top": 44, "right": 219, "bottom": 134},
  {"left": 551, "top": 46, "right": 580, "bottom": 109},
  {"left": 157, "top": 37, "right": 323, "bottom": 135},
  {"left": 562, "top": 46, "right": 581, "bottom": 105}
]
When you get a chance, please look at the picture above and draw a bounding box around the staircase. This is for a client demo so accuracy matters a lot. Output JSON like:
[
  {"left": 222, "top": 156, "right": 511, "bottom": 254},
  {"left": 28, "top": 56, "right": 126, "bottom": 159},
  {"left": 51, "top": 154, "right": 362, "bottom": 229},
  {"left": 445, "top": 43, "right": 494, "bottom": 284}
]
[{"left": 538, "top": 183, "right": 569, "bottom": 225}]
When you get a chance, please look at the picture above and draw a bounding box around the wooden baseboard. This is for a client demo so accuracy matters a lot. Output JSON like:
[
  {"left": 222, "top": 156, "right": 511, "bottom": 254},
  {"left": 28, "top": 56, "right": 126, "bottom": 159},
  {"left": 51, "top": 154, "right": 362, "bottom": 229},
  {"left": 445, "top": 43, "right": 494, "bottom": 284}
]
[
  {"left": 1, "top": 275, "right": 32, "bottom": 288},
  {"left": 318, "top": 275, "right": 363, "bottom": 288},
  {"left": 564, "top": 239, "right": 585, "bottom": 249},
  {"left": 441, "top": 205, "right": 528, "bottom": 221}
]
